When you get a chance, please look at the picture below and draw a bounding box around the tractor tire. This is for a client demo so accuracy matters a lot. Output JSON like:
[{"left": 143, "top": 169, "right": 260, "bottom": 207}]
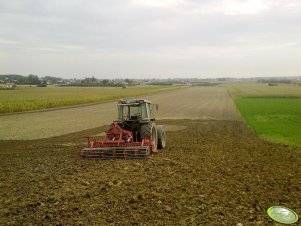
[
  {"left": 156, "top": 125, "right": 166, "bottom": 149},
  {"left": 141, "top": 122, "right": 158, "bottom": 153}
]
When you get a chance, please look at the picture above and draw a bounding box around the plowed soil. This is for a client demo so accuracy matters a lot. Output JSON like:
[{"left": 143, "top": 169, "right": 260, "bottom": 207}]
[{"left": 1, "top": 120, "right": 301, "bottom": 225}]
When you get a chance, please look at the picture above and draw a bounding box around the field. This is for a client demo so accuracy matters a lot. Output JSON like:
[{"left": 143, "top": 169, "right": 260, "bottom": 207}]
[
  {"left": 227, "top": 83, "right": 301, "bottom": 147},
  {"left": 227, "top": 83, "right": 301, "bottom": 98},
  {"left": 0, "top": 85, "right": 179, "bottom": 114},
  {"left": 0, "top": 87, "right": 239, "bottom": 140},
  {"left": 1, "top": 85, "right": 301, "bottom": 225},
  {"left": 236, "top": 98, "right": 301, "bottom": 147}
]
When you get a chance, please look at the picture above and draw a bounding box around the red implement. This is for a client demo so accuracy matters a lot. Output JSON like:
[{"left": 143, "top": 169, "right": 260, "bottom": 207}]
[{"left": 80, "top": 122, "right": 155, "bottom": 159}]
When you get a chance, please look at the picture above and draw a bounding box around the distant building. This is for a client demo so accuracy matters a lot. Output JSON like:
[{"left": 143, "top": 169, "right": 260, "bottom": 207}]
[{"left": 0, "top": 81, "right": 16, "bottom": 89}]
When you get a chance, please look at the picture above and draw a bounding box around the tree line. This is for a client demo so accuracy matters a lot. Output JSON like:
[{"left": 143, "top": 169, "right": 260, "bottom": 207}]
[
  {"left": 0, "top": 74, "right": 136, "bottom": 87},
  {"left": 0, "top": 74, "right": 61, "bottom": 85}
]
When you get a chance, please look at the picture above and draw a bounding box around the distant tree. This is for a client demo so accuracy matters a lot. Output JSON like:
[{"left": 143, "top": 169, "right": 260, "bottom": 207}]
[
  {"left": 37, "top": 81, "right": 47, "bottom": 87},
  {"left": 83, "top": 77, "right": 95, "bottom": 84},
  {"left": 102, "top": 79, "right": 109, "bottom": 85},
  {"left": 0, "top": 74, "right": 26, "bottom": 84},
  {"left": 27, "top": 74, "right": 41, "bottom": 85},
  {"left": 125, "top": 78, "right": 132, "bottom": 84},
  {"left": 42, "top": 76, "right": 62, "bottom": 84},
  {"left": 124, "top": 78, "right": 136, "bottom": 86},
  {"left": 18, "top": 76, "right": 27, "bottom": 84}
]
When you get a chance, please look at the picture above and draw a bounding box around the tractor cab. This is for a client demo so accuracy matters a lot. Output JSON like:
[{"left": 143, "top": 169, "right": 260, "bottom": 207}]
[
  {"left": 117, "top": 99, "right": 154, "bottom": 122},
  {"left": 116, "top": 99, "right": 157, "bottom": 143}
]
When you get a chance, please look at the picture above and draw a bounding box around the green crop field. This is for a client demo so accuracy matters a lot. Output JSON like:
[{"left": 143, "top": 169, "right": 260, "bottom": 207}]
[
  {"left": 235, "top": 98, "right": 301, "bottom": 147},
  {"left": 227, "top": 83, "right": 301, "bottom": 147},
  {"left": 0, "top": 85, "right": 180, "bottom": 114},
  {"left": 226, "top": 83, "right": 301, "bottom": 98}
]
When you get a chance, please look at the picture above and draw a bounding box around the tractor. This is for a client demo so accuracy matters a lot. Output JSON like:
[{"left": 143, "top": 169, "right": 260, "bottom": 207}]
[{"left": 80, "top": 99, "right": 166, "bottom": 159}]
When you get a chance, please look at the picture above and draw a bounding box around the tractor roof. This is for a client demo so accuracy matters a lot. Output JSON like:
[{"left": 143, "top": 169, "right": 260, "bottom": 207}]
[{"left": 118, "top": 99, "right": 152, "bottom": 105}]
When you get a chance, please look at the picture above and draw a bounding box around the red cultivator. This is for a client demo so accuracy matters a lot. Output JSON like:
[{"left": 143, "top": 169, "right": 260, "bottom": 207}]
[
  {"left": 80, "top": 99, "right": 166, "bottom": 159},
  {"left": 81, "top": 122, "right": 155, "bottom": 159}
]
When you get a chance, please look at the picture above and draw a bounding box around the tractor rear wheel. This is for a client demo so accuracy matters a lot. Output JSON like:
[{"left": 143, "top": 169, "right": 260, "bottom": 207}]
[
  {"left": 141, "top": 122, "right": 158, "bottom": 153},
  {"left": 156, "top": 125, "right": 166, "bottom": 149}
]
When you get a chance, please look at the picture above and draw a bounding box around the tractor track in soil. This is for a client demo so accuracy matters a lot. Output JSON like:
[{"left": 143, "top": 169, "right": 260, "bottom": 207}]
[{"left": 1, "top": 119, "right": 301, "bottom": 225}]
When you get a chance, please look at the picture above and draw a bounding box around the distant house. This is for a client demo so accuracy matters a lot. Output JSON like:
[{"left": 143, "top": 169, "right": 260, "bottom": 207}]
[{"left": 0, "top": 81, "right": 16, "bottom": 90}]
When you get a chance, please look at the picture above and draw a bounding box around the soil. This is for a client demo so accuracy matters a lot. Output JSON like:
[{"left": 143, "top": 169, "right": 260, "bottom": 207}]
[{"left": 1, "top": 119, "right": 301, "bottom": 225}]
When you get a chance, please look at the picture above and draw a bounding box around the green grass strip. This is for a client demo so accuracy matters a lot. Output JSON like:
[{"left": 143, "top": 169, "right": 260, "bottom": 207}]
[{"left": 235, "top": 98, "right": 301, "bottom": 147}]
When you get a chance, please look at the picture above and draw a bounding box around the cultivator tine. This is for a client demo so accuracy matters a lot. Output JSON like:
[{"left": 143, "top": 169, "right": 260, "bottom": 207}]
[{"left": 81, "top": 146, "right": 150, "bottom": 159}]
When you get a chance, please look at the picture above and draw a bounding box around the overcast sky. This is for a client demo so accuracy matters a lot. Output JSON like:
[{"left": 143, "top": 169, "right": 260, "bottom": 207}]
[{"left": 0, "top": 0, "right": 300, "bottom": 79}]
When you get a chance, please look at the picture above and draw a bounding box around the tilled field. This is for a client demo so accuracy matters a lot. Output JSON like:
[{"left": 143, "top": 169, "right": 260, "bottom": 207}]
[{"left": 1, "top": 120, "right": 300, "bottom": 225}]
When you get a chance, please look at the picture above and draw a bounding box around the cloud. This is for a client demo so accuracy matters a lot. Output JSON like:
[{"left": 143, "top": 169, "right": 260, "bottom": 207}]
[
  {"left": 130, "top": 0, "right": 185, "bottom": 8},
  {"left": 0, "top": 0, "right": 300, "bottom": 77},
  {"left": 220, "top": 0, "right": 269, "bottom": 15}
]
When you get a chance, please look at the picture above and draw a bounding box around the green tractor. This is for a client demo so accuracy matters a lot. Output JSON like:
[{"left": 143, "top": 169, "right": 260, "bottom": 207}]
[{"left": 81, "top": 99, "right": 166, "bottom": 159}]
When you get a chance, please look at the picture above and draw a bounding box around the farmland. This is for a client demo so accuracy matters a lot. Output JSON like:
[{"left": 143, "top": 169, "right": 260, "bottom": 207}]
[
  {"left": 227, "top": 83, "right": 301, "bottom": 98},
  {"left": 236, "top": 98, "right": 301, "bottom": 147},
  {"left": 227, "top": 83, "right": 301, "bottom": 147},
  {"left": 0, "top": 85, "right": 301, "bottom": 225},
  {"left": 0, "top": 85, "right": 179, "bottom": 114},
  {"left": 0, "top": 87, "right": 240, "bottom": 140}
]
